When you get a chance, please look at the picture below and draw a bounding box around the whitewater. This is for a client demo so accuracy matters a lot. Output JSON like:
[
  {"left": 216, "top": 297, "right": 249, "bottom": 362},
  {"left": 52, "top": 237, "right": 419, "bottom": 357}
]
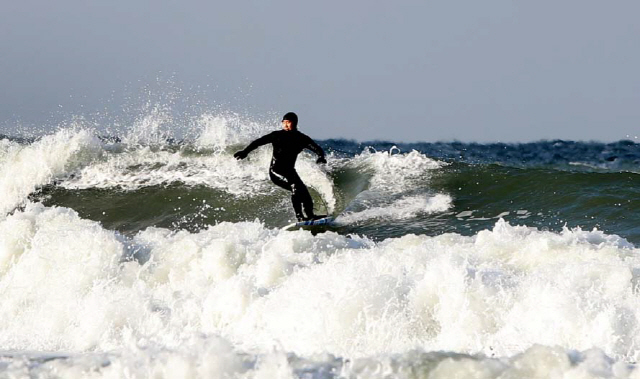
[{"left": 2, "top": 114, "right": 640, "bottom": 378}]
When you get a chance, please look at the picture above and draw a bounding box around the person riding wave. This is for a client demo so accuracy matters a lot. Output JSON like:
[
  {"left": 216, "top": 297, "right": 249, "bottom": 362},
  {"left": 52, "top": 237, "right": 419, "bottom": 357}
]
[{"left": 234, "top": 112, "right": 327, "bottom": 222}]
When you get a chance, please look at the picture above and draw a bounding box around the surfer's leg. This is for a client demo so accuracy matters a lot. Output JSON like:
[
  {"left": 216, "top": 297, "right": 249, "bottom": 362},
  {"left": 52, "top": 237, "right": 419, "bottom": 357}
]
[
  {"left": 290, "top": 196, "right": 304, "bottom": 221},
  {"left": 269, "top": 170, "right": 292, "bottom": 191},
  {"left": 289, "top": 172, "right": 315, "bottom": 219},
  {"left": 270, "top": 170, "right": 304, "bottom": 220}
]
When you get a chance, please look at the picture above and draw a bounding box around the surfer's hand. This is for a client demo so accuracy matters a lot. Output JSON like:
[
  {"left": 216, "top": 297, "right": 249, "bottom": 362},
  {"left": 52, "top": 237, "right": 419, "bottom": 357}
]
[
  {"left": 316, "top": 156, "right": 327, "bottom": 164},
  {"left": 234, "top": 150, "right": 248, "bottom": 160}
]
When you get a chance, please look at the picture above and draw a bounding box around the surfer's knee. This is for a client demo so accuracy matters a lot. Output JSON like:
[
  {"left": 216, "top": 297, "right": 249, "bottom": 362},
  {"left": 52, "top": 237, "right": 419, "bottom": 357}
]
[{"left": 269, "top": 171, "right": 292, "bottom": 191}]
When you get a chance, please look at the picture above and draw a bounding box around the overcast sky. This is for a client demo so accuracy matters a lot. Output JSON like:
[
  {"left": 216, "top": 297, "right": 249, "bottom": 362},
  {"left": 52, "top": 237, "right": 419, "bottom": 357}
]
[{"left": 1, "top": 0, "right": 639, "bottom": 142}]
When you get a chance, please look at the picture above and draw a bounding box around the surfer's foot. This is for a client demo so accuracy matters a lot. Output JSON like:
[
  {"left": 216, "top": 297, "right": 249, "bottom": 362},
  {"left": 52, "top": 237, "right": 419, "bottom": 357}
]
[
  {"left": 297, "top": 214, "right": 326, "bottom": 222},
  {"left": 304, "top": 214, "right": 327, "bottom": 221}
]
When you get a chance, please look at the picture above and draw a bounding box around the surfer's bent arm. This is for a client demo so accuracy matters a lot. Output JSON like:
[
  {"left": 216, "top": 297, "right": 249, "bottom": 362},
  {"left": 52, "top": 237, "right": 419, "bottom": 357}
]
[
  {"left": 234, "top": 133, "right": 275, "bottom": 160},
  {"left": 305, "top": 137, "right": 327, "bottom": 164}
]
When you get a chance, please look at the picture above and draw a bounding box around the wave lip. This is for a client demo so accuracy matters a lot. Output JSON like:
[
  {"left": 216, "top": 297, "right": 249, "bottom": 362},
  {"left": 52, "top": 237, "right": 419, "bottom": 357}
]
[
  {"left": 351, "top": 148, "right": 445, "bottom": 194},
  {"left": 336, "top": 194, "right": 452, "bottom": 224},
  {"left": 0, "top": 129, "right": 101, "bottom": 218},
  {"left": 335, "top": 147, "right": 449, "bottom": 223}
]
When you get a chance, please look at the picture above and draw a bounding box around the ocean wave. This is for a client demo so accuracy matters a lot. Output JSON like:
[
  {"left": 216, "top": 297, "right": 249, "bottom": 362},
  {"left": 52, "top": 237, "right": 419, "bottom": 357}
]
[
  {"left": 6, "top": 111, "right": 640, "bottom": 377},
  {"left": 2, "top": 204, "right": 639, "bottom": 362},
  {"left": 335, "top": 194, "right": 452, "bottom": 224},
  {"left": 0, "top": 129, "right": 101, "bottom": 218},
  {"left": 347, "top": 148, "right": 445, "bottom": 194}
]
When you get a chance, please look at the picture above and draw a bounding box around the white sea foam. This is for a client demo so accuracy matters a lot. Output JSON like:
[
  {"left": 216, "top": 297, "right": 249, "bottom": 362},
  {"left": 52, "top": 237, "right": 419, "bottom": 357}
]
[
  {"left": 1, "top": 343, "right": 635, "bottom": 378},
  {"left": 4, "top": 126, "right": 640, "bottom": 377},
  {"left": 61, "top": 147, "right": 273, "bottom": 196},
  {"left": 0, "top": 129, "right": 101, "bottom": 218},
  {"left": 335, "top": 194, "right": 452, "bottom": 224},
  {"left": 336, "top": 148, "right": 449, "bottom": 222},
  {"left": 2, "top": 204, "right": 640, "bottom": 377},
  {"left": 0, "top": 138, "right": 20, "bottom": 165},
  {"left": 350, "top": 148, "right": 445, "bottom": 194}
]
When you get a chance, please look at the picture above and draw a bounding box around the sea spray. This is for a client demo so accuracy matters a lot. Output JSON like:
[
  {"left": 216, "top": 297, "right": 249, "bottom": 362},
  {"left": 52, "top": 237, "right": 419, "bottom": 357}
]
[
  {"left": 0, "top": 129, "right": 101, "bottom": 218},
  {"left": 336, "top": 148, "right": 448, "bottom": 223}
]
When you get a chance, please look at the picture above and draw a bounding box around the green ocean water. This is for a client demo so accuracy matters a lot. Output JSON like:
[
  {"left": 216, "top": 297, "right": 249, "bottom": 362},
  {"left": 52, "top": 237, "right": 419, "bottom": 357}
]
[{"left": 28, "top": 139, "right": 640, "bottom": 244}]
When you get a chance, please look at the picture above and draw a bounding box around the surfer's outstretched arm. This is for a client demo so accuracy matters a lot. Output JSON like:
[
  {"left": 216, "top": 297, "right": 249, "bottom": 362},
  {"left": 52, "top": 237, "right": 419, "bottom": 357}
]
[
  {"left": 305, "top": 136, "right": 326, "bottom": 164},
  {"left": 234, "top": 132, "right": 275, "bottom": 159}
]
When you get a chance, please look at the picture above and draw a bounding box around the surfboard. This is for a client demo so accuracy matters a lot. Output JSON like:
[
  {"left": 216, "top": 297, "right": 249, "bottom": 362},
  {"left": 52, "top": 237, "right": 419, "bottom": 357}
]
[{"left": 282, "top": 216, "right": 335, "bottom": 231}]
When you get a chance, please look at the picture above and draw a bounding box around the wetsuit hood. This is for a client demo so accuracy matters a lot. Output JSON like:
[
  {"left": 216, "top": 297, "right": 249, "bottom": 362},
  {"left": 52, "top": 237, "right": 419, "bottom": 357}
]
[{"left": 282, "top": 112, "right": 298, "bottom": 128}]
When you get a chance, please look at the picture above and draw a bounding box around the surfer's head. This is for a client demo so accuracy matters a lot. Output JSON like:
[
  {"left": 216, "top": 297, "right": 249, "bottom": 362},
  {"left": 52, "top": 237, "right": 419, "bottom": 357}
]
[{"left": 282, "top": 112, "right": 298, "bottom": 131}]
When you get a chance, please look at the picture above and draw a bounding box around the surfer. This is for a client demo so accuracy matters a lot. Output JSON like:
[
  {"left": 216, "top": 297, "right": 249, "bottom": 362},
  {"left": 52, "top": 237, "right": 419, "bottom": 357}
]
[{"left": 234, "top": 112, "right": 327, "bottom": 222}]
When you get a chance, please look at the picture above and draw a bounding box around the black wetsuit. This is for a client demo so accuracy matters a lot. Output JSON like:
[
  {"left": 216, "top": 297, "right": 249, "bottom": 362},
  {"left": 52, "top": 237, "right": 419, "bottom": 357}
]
[{"left": 236, "top": 130, "right": 326, "bottom": 220}]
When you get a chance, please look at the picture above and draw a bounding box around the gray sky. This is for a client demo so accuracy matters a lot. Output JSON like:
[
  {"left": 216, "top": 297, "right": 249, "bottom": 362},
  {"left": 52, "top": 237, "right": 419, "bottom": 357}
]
[{"left": 1, "top": 0, "right": 639, "bottom": 142}]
